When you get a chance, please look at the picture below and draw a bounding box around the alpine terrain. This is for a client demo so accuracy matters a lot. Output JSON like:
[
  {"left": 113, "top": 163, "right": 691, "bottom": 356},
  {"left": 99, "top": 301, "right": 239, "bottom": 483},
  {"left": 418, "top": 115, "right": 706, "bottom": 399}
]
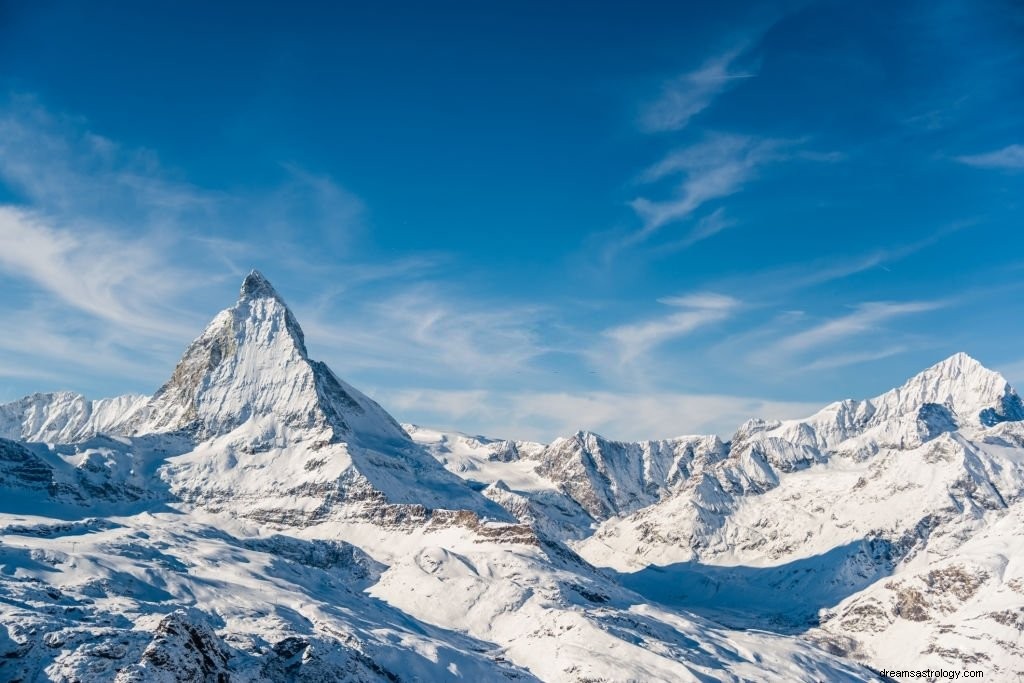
[{"left": 2, "top": 271, "right": 1019, "bottom": 681}]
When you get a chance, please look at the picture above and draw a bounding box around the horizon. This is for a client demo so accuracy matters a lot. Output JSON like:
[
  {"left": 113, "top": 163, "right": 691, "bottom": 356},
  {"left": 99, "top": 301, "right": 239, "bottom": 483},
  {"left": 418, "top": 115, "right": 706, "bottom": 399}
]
[
  {"left": 5, "top": 267, "right": 1017, "bottom": 443},
  {"left": 1, "top": 1, "right": 1023, "bottom": 441}
]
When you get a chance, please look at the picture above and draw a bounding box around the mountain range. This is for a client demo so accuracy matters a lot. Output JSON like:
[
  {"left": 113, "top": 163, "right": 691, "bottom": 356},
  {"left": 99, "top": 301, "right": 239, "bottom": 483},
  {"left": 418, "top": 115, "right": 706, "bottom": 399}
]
[{"left": 2, "top": 271, "right": 1021, "bottom": 681}]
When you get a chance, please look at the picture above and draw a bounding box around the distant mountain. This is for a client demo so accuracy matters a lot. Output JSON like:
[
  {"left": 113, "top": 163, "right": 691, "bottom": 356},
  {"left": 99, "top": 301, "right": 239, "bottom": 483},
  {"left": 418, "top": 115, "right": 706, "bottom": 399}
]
[
  {"left": 406, "top": 353, "right": 1024, "bottom": 677},
  {"left": 0, "top": 391, "right": 148, "bottom": 443}
]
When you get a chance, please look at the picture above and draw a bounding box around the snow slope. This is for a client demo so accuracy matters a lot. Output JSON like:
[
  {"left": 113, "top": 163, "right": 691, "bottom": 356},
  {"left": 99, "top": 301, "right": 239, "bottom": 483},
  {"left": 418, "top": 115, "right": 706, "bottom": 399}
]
[
  {"left": 407, "top": 424, "right": 730, "bottom": 540},
  {"left": 570, "top": 355, "right": 1024, "bottom": 677},
  {"left": 0, "top": 392, "right": 148, "bottom": 443},
  {"left": 407, "top": 353, "right": 1024, "bottom": 677}
]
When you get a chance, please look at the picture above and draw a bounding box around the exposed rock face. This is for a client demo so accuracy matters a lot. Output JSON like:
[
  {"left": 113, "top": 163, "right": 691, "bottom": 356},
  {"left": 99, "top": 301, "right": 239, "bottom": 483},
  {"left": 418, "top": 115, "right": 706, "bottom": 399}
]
[
  {"left": 530, "top": 432, "right": 728, "bottom": 520},
  {"left": 409, "top": 424, "right": 730, "bottom": 538},
  {"left": 0, "top": 438, "right": 53, "bottom": 491},
  {"left": 115, "top": 611, "right": 233, "bottom": 683}
]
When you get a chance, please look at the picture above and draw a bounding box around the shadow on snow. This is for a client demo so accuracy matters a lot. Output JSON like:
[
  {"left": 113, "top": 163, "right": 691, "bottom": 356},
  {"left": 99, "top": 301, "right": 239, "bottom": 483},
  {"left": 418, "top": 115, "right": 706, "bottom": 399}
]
[{"left": 614, "top": 537, "right": 898, "bottom": 633}]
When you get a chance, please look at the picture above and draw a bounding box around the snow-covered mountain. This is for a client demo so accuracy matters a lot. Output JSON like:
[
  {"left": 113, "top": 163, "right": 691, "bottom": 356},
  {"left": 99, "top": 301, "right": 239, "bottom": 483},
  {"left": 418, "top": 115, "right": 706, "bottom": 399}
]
[
  {"left": 0, "top": 392, "right": 148, "bottom": 443},
  {"left": 2, "top": 270, "right": 1017, "bottom": 681},
  {"left": 406, "top": 354, "right": 1024, "bottom": 677},
  {"left": 407, "top": 425, "right": 729, "bottom": 541}
]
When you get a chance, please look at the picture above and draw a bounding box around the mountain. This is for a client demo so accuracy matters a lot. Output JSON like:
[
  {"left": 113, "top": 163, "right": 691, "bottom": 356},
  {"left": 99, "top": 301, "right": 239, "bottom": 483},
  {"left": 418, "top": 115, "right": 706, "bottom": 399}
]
[
  {"left": 408, "top": 425, "right": 728, "bottom": 539},
  {"left": 0, "top": 392, "right": 148, "bottom": 443},
  {"left": 570, "top": 355, "right": 1024, "bottom": 677},
  {"left": 0, "top": 271, "right": 882, "bottom": 682},
  {"left": 3, "top": 272, "right": 510, "bottom": 525},
  {"left": 408, "top": 354, "right": 1024, "bottom": 677},
  {"left": 124, "top": 271, "right": 411, "bottom": 446}
]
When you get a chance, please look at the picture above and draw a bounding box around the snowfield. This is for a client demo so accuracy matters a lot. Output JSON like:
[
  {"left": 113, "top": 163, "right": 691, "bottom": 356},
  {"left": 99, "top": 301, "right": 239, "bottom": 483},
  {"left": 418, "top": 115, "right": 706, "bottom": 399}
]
[{"left": 2, "top": 271, "right": 1020, "bottom": 681}]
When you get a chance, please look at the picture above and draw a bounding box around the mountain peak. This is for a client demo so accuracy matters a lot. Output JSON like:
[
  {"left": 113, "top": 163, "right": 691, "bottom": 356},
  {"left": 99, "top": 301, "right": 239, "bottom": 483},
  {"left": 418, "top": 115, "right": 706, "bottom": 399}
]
[
  {"left": 124, "top": 269, "right": 410, "bottom": 445},
  {"left": 880, "top": 352, "right": 1021, "bottom": 428},
  {"left": 927, "top": 351, "right": 990, "bottom": 376},
  {"left": 239, "top": 269, "right": 280, "bottom": 301},
  {"left": 905, "top": 352, "right": 1008, "bottom": 396}
]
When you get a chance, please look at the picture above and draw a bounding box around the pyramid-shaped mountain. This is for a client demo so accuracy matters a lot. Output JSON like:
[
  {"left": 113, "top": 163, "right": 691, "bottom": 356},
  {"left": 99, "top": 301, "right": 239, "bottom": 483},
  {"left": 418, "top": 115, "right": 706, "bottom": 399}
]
[
  {"left": 125, "top": 270, "right": 410, "bottom": 447},
  {"left": 1, "top": 271, "right": 511, "bottom": 526}
]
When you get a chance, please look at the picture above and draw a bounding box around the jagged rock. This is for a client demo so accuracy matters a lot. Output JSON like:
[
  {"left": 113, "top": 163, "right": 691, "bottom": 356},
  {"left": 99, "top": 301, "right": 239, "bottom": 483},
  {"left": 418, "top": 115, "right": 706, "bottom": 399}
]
[{"left": 115, "top": 610, "right": 232, "bottom": 683}]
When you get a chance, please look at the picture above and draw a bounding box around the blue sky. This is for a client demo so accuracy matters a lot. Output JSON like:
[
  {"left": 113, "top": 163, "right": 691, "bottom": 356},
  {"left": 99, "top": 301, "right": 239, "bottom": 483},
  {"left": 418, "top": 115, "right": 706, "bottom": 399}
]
[{"left": 0, "top": 0, "right": 1022, "bottom": 441}]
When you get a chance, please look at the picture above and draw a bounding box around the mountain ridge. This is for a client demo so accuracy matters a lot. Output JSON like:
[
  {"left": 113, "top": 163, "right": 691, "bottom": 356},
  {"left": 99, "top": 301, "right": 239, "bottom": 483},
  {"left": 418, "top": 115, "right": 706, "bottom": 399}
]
[{"left": 1, "top": 271, "right": 1019, "bottom": 681}]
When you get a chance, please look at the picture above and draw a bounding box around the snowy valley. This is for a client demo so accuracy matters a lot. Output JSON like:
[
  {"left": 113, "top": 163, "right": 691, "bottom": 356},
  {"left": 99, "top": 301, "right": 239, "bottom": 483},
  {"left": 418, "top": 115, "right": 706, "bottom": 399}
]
[{"left": 2, "top": 271, "right": 1021, "bottom": 681}]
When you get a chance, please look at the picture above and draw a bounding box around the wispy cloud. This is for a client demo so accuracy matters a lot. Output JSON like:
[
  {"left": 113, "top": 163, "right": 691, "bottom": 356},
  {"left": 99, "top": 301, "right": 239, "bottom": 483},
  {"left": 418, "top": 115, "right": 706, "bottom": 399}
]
[
  {"left": 0, "top": 304, "right": 176, "bottom": 386},
  {"left": 802, "top": 346, "right": 909, "bottom": 371},
  {"left": 773, "top": 301, "right": 945, "bottom": 354},
  {"left": 681, "top": 207, "right": 734, "bottom": 244},
  {"left": 0, "top": 207, "right": 204, "bottom": 337},
  {"left": 0, "top": 97, "right": 379, "bottom": 395},
  {"left": 628, "top": 134, "right": 785, "bottom": 240},
  {"left": 703, "top": 221, "right": 974, "bottom": 302},
  {"left": 0, "top": 96, "right": 215, "bottom": 222},
  {"left": 384, "top": 387, "right": 820, "bottom": 442},
  {"left": 603, "top": 292, "right": 739, "bottom": 365},
  {"left": 299, "top": 286, "right": 553, "bottom": 383},
  {"left": 955, "top": 144, "right": 1024, "bottom": 170},
  {"left": 639, "top": 46, "right": 756, "bottom": 133},
  {"left": 749, "top": 300, "right": 947, "bottom": 368}
]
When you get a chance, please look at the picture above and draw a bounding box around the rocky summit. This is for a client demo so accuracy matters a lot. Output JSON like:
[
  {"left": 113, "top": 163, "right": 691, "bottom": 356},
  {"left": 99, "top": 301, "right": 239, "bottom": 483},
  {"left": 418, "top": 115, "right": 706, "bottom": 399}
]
[{"left": 2, "top": 272, "right": 1022, "bottom": 681}]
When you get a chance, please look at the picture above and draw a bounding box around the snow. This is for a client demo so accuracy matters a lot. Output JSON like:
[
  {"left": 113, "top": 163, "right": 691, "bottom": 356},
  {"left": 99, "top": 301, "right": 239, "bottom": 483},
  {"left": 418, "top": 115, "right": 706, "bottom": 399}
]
[
  {"left": 0, "top": 392, "right": 149, "bottom": 443},
  {"left": 4, "top": 270, "right": 1020, "bottom": 681}
]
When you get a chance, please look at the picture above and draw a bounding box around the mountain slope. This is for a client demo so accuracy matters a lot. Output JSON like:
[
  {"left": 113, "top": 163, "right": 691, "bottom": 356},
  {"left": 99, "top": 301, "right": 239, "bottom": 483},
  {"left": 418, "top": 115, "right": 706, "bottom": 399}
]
[
  {"left": 408, "top": 424, "right": 729, "bottom": 539},
  {"left": 570, "top": 355, "right": 1024, "bottom": 677},
  {"left": 0, "top": 392, "right": 148, "bottom": 444},
  {"left": 124, "top": 270, "right": 410, "bottom": 447},
  {"left": 403, "top": 354, "right": 1024, "bottom": 676}
]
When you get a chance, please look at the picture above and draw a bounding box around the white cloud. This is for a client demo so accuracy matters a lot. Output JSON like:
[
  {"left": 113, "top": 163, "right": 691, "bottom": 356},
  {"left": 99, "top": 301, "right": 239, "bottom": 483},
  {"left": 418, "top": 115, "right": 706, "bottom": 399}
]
[
  {"left": 955, "top": 144, "right": 1024, "bottom": 170},
  {"left": 0, "top": 359, "right": 64, "bottom": 383},
  {"left": 0, "top": 207, "right": 205, "bottom": 337},
  {"left": 0, "top": 97, "right": 214, "bottom": 221},
  {"left": 774, "top": 301, "right": 945, "bottom": 354},
  {"left": 749, "top": 300, "right": 947, "bottom": 369},
  {"left": 653, "top": 207, "right": 736, "bottom": 252},
  {"left": 298, "top": 286, "right": 552, "bottom": 383},
  {"left": 0, "top": 304, "right": 176, "bottom": 387},
  {"left": 382, "top": 387, "right": 821, "bottom": 442},
  {"left": 801, "top": 346, "right": 909, "bottom": 371},
  {"left": 639, "top": 46, "right": 756, "bottom": 133},
  {"left": 628, "top": 134, "right": 785, "bottom": 240},
  {"left": 603, "top": 292, "right": 739, "bottom": 365}
]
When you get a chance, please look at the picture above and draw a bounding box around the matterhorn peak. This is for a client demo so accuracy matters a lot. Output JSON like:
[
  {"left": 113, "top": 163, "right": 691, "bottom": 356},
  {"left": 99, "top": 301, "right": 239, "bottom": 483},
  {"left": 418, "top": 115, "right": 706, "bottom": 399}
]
[
  {"left": 125, "top": 270, "right": 409, "bottom": 445},
  {"left": 239, "top": 268, "right": 280, "bottom": 301}
]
